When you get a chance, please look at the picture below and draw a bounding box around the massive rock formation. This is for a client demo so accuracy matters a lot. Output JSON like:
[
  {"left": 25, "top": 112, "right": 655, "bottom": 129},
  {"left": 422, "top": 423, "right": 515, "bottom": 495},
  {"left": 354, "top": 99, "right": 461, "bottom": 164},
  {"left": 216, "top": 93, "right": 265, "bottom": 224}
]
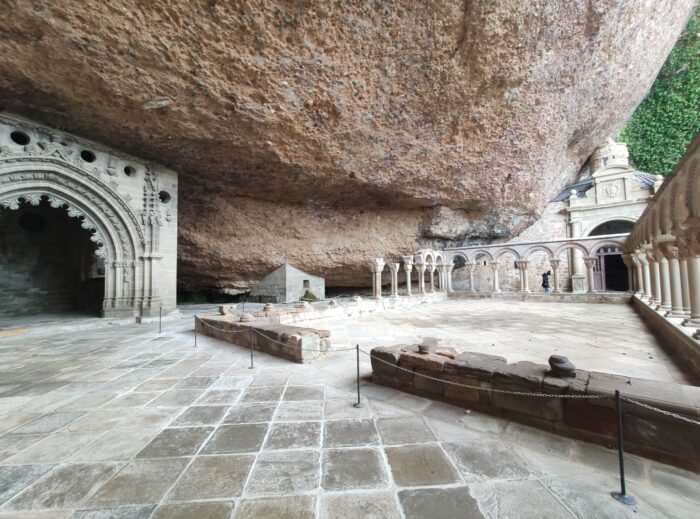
[{"left": 0, "top": 0, "right": 695, "bottom": 293}]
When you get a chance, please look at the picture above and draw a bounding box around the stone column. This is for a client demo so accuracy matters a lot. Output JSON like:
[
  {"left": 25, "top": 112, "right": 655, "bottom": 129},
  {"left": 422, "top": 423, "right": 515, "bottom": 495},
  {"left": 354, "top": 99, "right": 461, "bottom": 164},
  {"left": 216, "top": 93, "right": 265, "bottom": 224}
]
[
  {"left": 681, "top": 257, "right": 691, "bottom": 315},
  {"left": 446, "top": 265, "right": 454, "bottom": 292},
  {"left": 388, "top": 263, "right": 400, "bottom": 298},
  {"left": 549, "top": 259, "right": 561, "bottom": 293},
  {"left": 427, "top": 262, "right": 436, "bottom": 293},
  {"left": 632, "top": 254, "right": 644, "bottom": 297},
  {"left": 583, "top": 257, "right": 597, "bottom": 293},
  {"left": 685, "top": 256, "right": 700, "bottom": 328},
  {"left": 415, "top": 262, "right": 426, "bottom": 295},
  {"left": 654, "top": 250, "right": 672, "bottom": 313},
  {"left": 436, "top": 265, "right": 447, "bottom": 292},
  {"left": 621, "top": 254, "right": 635, "bottom": 292},
  {"left": 402, "top": 256, "right": 413, "bottom": 296},
  {"left": 647, "top": 252, "right": 662, "bottom": 307},
  {"left": 660, "top": 243, "right": 685, "bottom": 317},
  {"left": 369, "top": 258, "right": 385, "bottom": 300},
  {"left": 467, "top": 263, "right": 475, "bottom": 292},
  {"left": 569, "top": 220, "right": 586, "bottom": 292},
  {"left": 515, "top": 260, "right": 530, "bottom": 292},
  {"left": 490, "top": 262, "right": 500, "bottom": 293},
  {"left": 637, "top": 253, "right": 651, "bottom": 301}
]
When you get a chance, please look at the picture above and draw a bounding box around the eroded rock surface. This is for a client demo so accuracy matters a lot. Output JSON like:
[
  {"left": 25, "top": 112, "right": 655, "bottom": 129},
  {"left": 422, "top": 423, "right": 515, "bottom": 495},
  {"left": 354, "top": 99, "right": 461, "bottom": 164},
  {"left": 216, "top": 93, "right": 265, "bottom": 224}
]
[{"left": 0, "top": 1, "right": 694, "bottom": 292}]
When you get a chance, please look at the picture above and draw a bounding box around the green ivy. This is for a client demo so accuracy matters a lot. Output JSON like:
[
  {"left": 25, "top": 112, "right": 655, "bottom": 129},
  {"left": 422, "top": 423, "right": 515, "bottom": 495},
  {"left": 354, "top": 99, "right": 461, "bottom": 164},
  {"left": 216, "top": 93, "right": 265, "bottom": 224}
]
[{"left": 618, "top": 6, "right": 700, "bottom": 175}]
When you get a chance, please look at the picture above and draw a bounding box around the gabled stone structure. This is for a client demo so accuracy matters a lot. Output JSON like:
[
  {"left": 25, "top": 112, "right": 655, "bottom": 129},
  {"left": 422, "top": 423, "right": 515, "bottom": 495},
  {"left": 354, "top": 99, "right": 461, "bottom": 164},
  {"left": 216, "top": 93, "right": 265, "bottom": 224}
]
[
  {"left": 0, "top": 113, "right": 178, "bottom": 318},
  {"left": 250, "top": 263, "right": 325, "bottom": 303}
]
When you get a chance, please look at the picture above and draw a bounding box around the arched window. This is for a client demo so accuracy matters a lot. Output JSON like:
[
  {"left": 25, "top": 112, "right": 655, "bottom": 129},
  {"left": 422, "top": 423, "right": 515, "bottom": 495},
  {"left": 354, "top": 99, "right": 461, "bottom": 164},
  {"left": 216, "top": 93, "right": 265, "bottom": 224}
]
[{"left": 588, "top": 220, "right": 634, "bottom": 236}]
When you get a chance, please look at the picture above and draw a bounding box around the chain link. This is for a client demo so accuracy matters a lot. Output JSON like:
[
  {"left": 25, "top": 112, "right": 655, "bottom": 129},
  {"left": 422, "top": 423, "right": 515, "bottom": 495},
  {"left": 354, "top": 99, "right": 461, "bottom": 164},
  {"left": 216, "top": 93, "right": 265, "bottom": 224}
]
[
  {"left": 621, "top": 397, "right": 700, "bottom": 427},
  {"left": 195, "top": 317, "right": 251, "bottom": 335},
  {"left": 360, "top": 348, "right": 608, "bottom": 400},
  {"left": 252, "top": 328, "right": 357, "bottom": 352}
]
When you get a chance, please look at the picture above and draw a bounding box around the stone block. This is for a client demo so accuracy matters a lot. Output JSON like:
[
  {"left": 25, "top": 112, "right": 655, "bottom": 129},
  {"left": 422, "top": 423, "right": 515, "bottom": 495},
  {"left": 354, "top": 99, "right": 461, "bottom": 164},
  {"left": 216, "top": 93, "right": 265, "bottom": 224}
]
[
  {"left": 493, "top": 361, "right": 547, "bottom": 389},
  {"left": 372, "top": 372, "right": 412, "bottom": 389},
  {"left": 443, "top": 374, "right": 480, "bottom": 403},
  {"left": 434, "top": 346, "right": 458, "bottom": 359},
  {"left": 493, "top": 390, "right": 563, "bottom": 421},
  {"left": 399, "top": 351, "right": 447, "bottom": 372},
  {"left": 542, "top": 375, "right": 571, "bottom": 394},
  {"left": 443, "top": 351, "right": 507, "bottom": 379},
  {"left": 587, "top": 371, "right": 631, "bottom": 399},
  {"left": 413, "top": 369, "right": 443, "bottom": 395},
  {"left": 563, "top": 399, "right": 616, "bottom": 436}
]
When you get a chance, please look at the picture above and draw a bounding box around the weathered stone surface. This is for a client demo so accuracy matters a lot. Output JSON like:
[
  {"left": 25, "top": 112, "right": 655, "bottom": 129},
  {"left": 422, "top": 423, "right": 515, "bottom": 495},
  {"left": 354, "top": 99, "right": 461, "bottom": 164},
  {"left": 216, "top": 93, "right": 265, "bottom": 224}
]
[
  {"left": 385, "top": 445, "right": 460, "bottom": 487},
  {"left": 443, "top": 374, "right": 480, "bottom": 403},
  {"left": 413, "top": 368, "right": 444, "bottom": 395},
  {"left": 322, "top": 448, "right": 388, "bottom": 490},
  {"left": 493, "top": 361, "right": 547, "bottom": 389},
  {"left": 398, "top": 487, "right": 483, "bottom": 519},
  {"left": 0, "top": 1, "right": 693, "bottom": 293},
  {"left": 399, "top": 351, "right": 448, "bottom": 372},
  {"left": 321, "top": 492, "right": 401, "bottom": 519},
  {"left": 444, "top": 352, "right": 507, "bottom": 379}
]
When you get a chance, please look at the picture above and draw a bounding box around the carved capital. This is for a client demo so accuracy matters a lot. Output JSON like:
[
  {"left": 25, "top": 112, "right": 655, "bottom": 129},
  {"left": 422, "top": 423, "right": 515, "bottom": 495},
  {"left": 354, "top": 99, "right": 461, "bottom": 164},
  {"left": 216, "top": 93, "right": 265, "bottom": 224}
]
[
  {"left": 387, "top": 262, "right": 400, "bottom": 274},
  {"left": 369, "top": 257, "right": 385, "bottom": 273},
  {"left": 401, "top": 255, "right": 414, "bottom": 266},
  {"left": 514, "top": 260, "right": 529, "bottom": 270},
  {"left": 583, "top": 256, "right": 597, "bottom": 269},
  {"left": 548, "top": 259, "right": 561, "bottom": 269}
]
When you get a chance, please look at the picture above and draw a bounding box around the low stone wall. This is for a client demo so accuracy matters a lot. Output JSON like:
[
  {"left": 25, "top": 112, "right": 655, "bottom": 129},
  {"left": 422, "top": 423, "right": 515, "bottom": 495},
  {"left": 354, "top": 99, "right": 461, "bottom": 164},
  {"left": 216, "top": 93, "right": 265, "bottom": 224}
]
[
  {"left": 448, "top": 291, "right": 631, "bottom": 304},
  {"left": 631, "top": 295, "right": 700, "bottom": 381},
  {"left": 196, "top": 315, "right": 330, "bottom": 363},
  {"left": 371, "top": 345, "right": 700, "bottom": 472}
]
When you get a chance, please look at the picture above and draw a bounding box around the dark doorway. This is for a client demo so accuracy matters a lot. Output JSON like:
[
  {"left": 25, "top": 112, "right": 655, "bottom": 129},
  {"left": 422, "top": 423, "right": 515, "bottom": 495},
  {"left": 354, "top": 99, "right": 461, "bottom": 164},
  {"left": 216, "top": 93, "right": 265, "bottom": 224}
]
[
  {"left": 593, "top": 246, "right": 628, "bottom": 291},
  {"left": 0, "top": 198, "right": 104, "bottom": 316}
]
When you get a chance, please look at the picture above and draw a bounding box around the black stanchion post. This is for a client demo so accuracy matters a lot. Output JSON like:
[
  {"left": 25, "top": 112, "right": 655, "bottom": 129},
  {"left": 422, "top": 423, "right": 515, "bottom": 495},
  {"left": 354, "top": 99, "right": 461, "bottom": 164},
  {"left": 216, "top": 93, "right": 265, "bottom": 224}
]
[
  {"left": 159, "top": 306, "right": 162, "bottom": 334},
  {"left": 353, "top": 344, "right": 362, "bottom": 408},
  {"left": 194, "top": 315, "right": 197, "bottom": 348},
  {"left": 248, "top": 325, "right": 254, "bottom": 369},
  {"left": 611, "top": 390, "right": 637, "bottom": 505}
]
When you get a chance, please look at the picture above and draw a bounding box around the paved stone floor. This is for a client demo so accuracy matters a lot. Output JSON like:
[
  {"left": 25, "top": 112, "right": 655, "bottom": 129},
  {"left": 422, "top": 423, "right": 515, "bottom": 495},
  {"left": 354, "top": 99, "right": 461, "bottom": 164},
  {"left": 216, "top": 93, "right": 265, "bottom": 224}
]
[
  {"left": 307, "top": 299, "right": 692, "bottom": 384},
  {"left": 0, "top": 307, "right": 698, "bottom": 518}
]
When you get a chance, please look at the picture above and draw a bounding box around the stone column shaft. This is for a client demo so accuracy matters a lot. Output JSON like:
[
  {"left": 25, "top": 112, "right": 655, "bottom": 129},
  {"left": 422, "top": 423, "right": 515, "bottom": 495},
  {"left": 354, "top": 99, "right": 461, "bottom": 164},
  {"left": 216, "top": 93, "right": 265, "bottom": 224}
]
[
  {"left": 680, "top": 258, "right": 691, "bottom": 315},
  {"left": 549, "top": 259, "right": 561, "bottom": 293},
  {"left": 583, "top": 257, "right": 597, "bottom": 293},
  {"left": 658, "top": 258, "right": 672, "bottom": 311},
  {"left": 668, "top": 256, "right": 684, "bottom": 316},
  {"left": 388, "top": 263, "right": 400, "bottom": 298},
  {"left": 490, "top": 262, "right": 500, "bottom": 293},
  {"left": 416, "top": 265, "right": 426, "bottom": 295},
  {"left": 685, "top": 255, "right": 700, "bottom": 326}
]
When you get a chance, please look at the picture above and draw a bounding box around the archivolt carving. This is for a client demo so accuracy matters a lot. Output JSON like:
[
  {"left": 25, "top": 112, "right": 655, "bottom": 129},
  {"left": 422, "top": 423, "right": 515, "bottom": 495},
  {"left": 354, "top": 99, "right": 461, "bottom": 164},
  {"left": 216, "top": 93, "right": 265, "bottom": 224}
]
[{"left": 0, "top": 192, "right": 107, "bottom": 256}]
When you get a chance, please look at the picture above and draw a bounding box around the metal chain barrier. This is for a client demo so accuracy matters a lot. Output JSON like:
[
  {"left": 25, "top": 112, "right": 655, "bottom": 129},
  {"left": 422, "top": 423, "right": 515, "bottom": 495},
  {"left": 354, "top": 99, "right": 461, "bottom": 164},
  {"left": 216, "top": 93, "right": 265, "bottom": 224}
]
[
  {"left": 195, "top": 316, "right": 252, "bottom": 335},
  {"left": 359, "top": 348, "right": 608, "bottom": 399},
  {"left": 621, "top": 396, "right": 700, "bottom": 427},
  {"left": 252, "top": 327, "right": 357, "bottom": 352}
]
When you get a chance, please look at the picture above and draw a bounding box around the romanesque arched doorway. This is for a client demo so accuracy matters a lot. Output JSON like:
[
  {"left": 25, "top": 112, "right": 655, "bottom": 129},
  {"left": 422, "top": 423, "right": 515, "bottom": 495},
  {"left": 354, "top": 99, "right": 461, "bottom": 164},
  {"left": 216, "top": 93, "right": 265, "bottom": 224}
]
[{"left": 0, "top": 198, "right": 105, "bottom": 315}]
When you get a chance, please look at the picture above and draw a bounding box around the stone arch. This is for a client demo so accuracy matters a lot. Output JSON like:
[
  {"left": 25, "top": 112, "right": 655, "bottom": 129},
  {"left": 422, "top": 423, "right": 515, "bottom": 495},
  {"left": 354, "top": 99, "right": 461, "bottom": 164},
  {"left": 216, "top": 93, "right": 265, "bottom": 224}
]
[
  {"left": 589, "top": 239, "right": 626, "bottom": 253},
  {"left": 520, "top": 245, "right": 553, "bottom": 261},
  {"left": 584, "top": 217, "right": 636, "bottom": 237},
  {"left": 686, "top": 158, "right": 700, "bottom": 218},
  {"left": 493, "top": 247, "right": 521, "bottom": 262},
  {"left": 0, "top": 158, "right": 146, "bottom": 317},
  {"left": 471, "top": 249, "right": 494, "bottom": 263},
  {"left": 449, "top": 251, "right": 470, "bottom": 266},
  {"left": 553, "top": 242, "right": 590, "bottom": 258}
]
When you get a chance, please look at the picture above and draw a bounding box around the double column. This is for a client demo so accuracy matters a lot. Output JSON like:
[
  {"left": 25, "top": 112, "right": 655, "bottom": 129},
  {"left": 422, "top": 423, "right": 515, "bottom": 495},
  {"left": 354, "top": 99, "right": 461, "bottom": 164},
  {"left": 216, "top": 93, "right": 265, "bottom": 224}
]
[
  {"left": 369, "top": 258, "right": 385, "bottom": 300},
  {"left": 583, "top": 256, "right": 597, "bottom": 293},
  {"left": 426, "top": 262, "right": 436, "bottom": 293},
  {"left": 549, "top": 259, "right": 561, "bottom": 293},
  {"left": 415, "top": 262, "right": 426, "bottom": 295},
  {"left": 402, "top": 256, "right": 414, "bottom": 296},
  {"left": 514, "top": 260, "right": 530, "bottom": 293},
  {"left": 388, "top": 263, "right": 400, "bottom": 299}
]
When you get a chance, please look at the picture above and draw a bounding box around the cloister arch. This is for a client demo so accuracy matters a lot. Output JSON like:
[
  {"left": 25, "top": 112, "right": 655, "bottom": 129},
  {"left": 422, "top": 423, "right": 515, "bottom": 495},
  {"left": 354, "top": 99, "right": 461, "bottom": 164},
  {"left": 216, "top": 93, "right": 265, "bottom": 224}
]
[{"left": 520, "top": 245, "right": 553, "bottom": 260}]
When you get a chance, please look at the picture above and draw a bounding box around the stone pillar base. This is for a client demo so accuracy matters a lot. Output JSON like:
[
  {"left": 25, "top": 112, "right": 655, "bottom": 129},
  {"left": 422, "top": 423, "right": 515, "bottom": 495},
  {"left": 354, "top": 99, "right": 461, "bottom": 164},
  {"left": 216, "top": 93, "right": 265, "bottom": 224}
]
[{"left": 571, "top": 275, "right": 586, "bottom": 293}]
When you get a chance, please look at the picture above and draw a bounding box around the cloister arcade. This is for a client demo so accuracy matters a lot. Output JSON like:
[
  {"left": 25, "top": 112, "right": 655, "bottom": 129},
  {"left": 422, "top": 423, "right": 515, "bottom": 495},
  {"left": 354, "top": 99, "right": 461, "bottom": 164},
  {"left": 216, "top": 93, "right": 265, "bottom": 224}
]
[{"left": 368, "top": 234, "right": 629, "bottom": 298}]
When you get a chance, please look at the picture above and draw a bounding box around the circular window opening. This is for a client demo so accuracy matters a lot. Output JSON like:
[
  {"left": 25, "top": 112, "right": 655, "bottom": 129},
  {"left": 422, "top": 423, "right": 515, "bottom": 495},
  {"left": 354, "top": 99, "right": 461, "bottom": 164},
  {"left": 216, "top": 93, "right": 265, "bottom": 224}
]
[
  {"left": 18, "top": 211, "right": 47, "bottom": 232},
  {"left": 80, "top": 150, "right": 96, "bottom": 162},
  {"left": 124, "top": 165, "right": 136, "bottom": 176},
  {"left": 159, "top": 191, "right": 171, "bottom": 204},
  {"left": 10, "top": 131, "right": 30, "bottom": 146}
]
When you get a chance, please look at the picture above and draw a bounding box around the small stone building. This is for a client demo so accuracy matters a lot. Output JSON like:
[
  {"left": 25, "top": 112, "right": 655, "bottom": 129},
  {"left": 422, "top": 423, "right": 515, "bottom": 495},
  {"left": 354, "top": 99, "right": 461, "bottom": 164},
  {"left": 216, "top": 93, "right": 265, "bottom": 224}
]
[
  {"left": 0, "top": 113, "right": 178, "bottom": 318},
  {"left": 250, "top": 264, "right": 325, "bottom": 303}
]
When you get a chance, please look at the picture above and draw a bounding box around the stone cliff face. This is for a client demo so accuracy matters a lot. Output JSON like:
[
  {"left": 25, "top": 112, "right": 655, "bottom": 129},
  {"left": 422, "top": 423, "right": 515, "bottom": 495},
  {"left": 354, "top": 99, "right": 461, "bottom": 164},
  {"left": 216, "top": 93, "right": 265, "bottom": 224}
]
[{"left": 0, "top": 1, "right": 695, "bottom": 293}]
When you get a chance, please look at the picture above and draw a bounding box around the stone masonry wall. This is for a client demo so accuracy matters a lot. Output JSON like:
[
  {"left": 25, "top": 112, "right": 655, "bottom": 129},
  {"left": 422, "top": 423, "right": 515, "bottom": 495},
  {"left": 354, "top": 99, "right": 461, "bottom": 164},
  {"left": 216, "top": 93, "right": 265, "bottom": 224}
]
[{"left": 371, "top": 345, "right": 700, "bottom": 472}]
